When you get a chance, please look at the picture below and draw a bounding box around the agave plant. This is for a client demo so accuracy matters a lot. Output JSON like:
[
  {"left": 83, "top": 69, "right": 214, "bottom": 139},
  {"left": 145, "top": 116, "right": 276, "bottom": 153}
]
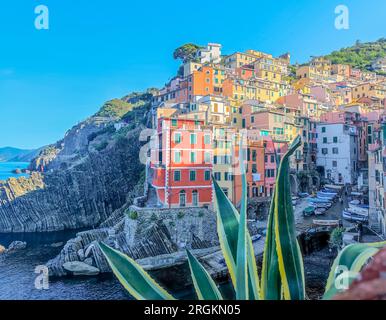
[{"left": 99, "top": 135, "right": 386, "bottom": 300}]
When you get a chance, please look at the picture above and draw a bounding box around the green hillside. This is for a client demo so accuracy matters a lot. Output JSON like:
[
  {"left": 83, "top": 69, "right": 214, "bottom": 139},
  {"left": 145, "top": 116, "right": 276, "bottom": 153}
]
[{"left": 325, "top": 38, "right": 386, "bottom": 73}]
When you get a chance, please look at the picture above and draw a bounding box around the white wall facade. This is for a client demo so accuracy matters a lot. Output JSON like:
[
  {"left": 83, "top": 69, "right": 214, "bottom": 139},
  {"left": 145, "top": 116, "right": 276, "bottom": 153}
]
[{"left": 316, "top": 123, "right": 358, "bottom": 184}]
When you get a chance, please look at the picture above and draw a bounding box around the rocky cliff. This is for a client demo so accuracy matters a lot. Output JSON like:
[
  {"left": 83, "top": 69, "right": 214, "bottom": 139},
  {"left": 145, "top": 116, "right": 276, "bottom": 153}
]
[
  {"left": 0, "top": 92, "right": 152, "bottom": 233},
  {"left": 47, "top": 207, "right": 219, "bottom": 277}
]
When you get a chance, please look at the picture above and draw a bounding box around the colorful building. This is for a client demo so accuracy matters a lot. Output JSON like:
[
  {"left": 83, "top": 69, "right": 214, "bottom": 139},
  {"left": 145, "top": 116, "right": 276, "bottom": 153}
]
[{"left": 150, "top": 118, "right": 213, "bottom": 208}]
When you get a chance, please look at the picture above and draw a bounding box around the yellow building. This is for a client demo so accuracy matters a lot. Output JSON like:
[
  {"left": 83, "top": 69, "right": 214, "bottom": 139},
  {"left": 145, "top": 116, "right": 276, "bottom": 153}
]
[
  {"left": 352, "top": 83, "right": 386, "bottom": 100},
  {"left": 223, "top": 52, "right": 258, "bottom": 69},
  {"left": 253, "top": 56, "right": 289, "bottom": 84}
]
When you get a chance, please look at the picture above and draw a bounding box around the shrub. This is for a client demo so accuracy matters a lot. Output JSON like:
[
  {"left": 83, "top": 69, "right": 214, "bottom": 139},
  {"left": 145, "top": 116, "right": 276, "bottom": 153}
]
[
  {"left": 128, "top": 210, "right": 138, "bottom": 220},
  {"left": 177, "top": 211, "right": 185, "bottom": 219},
  {"left": 95, "top": 141, "right": 108, "bottom": 151}
]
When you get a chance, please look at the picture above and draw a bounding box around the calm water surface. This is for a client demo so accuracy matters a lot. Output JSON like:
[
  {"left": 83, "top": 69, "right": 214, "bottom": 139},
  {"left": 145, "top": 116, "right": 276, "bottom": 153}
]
[
  {"left": 0, "top": 162, "right": 30, "bottom": 181},
  {"left": 0, "top": 230, "right": 131, "bottom": 300}
]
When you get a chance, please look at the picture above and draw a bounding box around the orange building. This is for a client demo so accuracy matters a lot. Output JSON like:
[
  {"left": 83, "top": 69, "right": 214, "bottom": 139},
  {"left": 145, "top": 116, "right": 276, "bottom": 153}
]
[
  {"left": 150, "top": 118, "right": 213, "bottom": 208},
  {"left": 187, "top": 66, "right": 214, "bottom": 101}
]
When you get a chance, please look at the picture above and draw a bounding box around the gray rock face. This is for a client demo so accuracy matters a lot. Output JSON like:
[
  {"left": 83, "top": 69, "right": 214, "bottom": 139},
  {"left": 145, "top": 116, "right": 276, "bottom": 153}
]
[
  {"left": 47, "top": 207, "right": 218, "bottom": 277},
  {"left": 6, "top": 241, "right": 27, "bottom": 252},
  {"left": 0, "top": 124, "right": 145, "bottom": 233},
  {"left": 63, "top": 261, "right": 100, "bottom": 276}
]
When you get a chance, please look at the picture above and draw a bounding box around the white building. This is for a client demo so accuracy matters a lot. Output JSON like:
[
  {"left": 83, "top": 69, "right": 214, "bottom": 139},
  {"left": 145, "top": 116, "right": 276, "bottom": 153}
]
[
  {"left": 372, "top": 57, "right": 386, "bottom": 73},
  {"left": 316, "top": 123, "right": 358, "bottom": 185},
  {"left": 368, "top": 123, "right": 386, "bottom": 237},
  {"left": 195, "top": 43, "right": 222, "bottom": 64}
]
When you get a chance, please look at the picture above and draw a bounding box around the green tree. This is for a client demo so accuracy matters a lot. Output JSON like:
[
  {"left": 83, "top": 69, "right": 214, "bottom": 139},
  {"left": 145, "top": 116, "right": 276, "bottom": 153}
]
[{"left": 173, "top": 43, "right": 201, "bottom": 63}]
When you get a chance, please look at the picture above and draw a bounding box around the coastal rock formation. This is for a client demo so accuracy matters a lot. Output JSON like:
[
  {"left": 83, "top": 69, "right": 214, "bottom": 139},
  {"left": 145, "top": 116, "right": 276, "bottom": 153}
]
[
  {"left": 47, "top": 207, "right": 218, "bottom": 277},
  {"left": 0, "top": 118, "right": 147, "bottom": 233},
  {"left": 63, "top": 261, "right": 100, "bottom": 276}
]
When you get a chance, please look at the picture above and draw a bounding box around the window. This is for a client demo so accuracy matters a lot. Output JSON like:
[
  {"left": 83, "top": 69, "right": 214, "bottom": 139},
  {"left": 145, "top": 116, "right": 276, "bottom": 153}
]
[
  {"left": 323, "top": 137, "right": 327, "bottom": 144},
  {"left": 190, "top": 151, "right": 196, "bottom": 163},
  {"left": 204, "top": 170, "right": 211, "bottom": 181},
  {"left": 333, "top": 137, "right": 338, "bottom": 143},
  {"left": 322, "top": 148, "right": 328, "bottom": 155},
  {"left": 213, "top": 103, "right": 218, "bottom": 113},
  {"left": 174, "top": 132, "right": 181, "bottom": 144},
  {"left": 224, "top": 172, "right": 229, "bottom": 181},
  {"left": 252, "top": 150, "right": 257, "bottom": 161},
  {"left": 190, "top": 133, "right": 197, "bottom": 144},
  {"left": 204, "top": 134, "right": 211, "bottom": 145},
  {"left": 251, "top": 116, "right": 255, "bottom": 123},
  {"left": 332, "top": 161, "right": 337, "bottom": 167},
  {"left": 190, "top": 171, "right": 196, "bottom": 181},
  {"left": 174, "top": 171, "right": 181, "bottom": 181},
  {"left": 192, "top": 190, "right": 198, "bottom": 206},
  {"left": 172, "top": 119, "right": 178, "bottom": 127},
  {"left": 174, "top": 151, "right": 181, "bottom": 163},
  {"left": 252, "top": 164, "right": 257, "bottom": 173},
  {"left": 214, "top": 172, "right": 221, "bottom": 181},
  {"left": 322, "top": 127, "right": 326, "bottom": 133},
  {"left": 271, "top": 155, "right": 275, "bottom": 163},
  {"left": 204, "top": 152, "right": 211, "bottom": 163},
  {"left": 332, "top": 147, "right": 339, "bottom": 154},
  {"left": 179, "top": 190, "right": 186, "bottom": 207}
]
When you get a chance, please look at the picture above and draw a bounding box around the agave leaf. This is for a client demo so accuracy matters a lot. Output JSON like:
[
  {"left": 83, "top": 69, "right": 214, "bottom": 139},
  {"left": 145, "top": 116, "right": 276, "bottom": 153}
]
[
  {"left": 186, "top": 250, "right": 223, "bottom": 300},
  {"left": 213, "top": 173, "right": 261, "bottom": 299},
  {"left": 213, "top": 179, "right": 239, "bottom": 287},
  {"left": 323, "top": 243, "right": 385, "bottom": 299},
  {"left": 261, "top": 179, "right": 281, "bottom": 300},
  {"left": 236, "top": 144, "right": 248, "bottom": 300},
  {"left": 246, "top": 233, "right": 261, "bottom": 300},
  {"left": 99, "top": 242, "right": 175, "bottom": 300},
  {"left": 274, "top": 135, "right": 305, "bottom": 300}
]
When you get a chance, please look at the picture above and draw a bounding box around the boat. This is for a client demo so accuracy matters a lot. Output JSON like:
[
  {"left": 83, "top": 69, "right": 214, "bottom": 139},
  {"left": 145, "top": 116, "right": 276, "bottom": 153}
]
[
  {"left": 349, "top": 199, "right": 360, "bottom": 206},
  {"left": 308, "top": 197, "right": 331, "bottom": 203},
  {"left": 319, "top": 190, "right": 337, "bottom": 197},
  {"left": 310, "top": 202, "right": 332, "bottom": 209},
  {"left": 303, "top": 206, "right": 315, "bottom": 217},
  {"left": 321, "top": 188, "right": 338, "bottom": 194},
  {"left": 324, "top": 184, "right": 344, "bottom": 191},
  {"left": 317, "top": 192, "right": 336, "bottom": 200},
  {"left": 348, "top": 204, "right": 369, "bottom": 216},
  {"left": 313, "top": 219, "right": 340, "bottom": 227},
  {"left": 298, "top": 192, "right": 309, "bottom": 198},
  {"left": 251, "top": 234, "right": 262, "bottom": 242},
  {"left": 315, "top": 208, "right": 327, "bottom": 215},
  {"left": 342, "top": 210, "right": 368, "bottom": 223}
]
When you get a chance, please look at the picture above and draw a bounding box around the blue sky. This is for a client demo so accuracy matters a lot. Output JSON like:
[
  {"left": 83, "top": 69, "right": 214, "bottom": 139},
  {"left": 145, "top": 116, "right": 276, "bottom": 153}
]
[{"left": 1, "top": 0, "right": 386, "bottom": 149}]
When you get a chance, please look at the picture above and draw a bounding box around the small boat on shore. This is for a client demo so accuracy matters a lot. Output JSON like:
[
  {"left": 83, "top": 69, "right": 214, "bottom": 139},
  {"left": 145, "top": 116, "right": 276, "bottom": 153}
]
[
  {"left": 308, "top": 197, "right": 331, "bottom": 203},
  {"left": 342, "top": 210, "right": 368, "bottom": 223},
  {"left": 303, "top": 206, "right": 315, "bottom": 217}
]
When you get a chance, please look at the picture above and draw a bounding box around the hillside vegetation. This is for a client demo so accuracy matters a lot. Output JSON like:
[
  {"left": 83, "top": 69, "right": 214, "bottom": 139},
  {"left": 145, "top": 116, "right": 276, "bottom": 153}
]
[{"left": 325, "top": 38, "right": 386, "bottom": 72}]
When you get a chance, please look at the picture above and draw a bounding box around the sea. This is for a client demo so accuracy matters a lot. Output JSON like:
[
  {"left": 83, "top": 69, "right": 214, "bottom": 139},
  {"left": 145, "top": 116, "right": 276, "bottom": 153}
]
[{"left": 0, "top": 162, "right": 30, "bottom": 181}]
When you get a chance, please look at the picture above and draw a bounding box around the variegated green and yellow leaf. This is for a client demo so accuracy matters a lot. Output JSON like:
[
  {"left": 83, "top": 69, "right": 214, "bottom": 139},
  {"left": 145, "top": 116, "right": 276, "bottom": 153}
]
[
  {"left": 236, "top": 144, "right": 248, "bottom": 300},
  {"left": 186, "top": 250, "right": 223, "bottom": 300},
  {"left": 99, "top": 242, "right": 175, "bottom": 300},
  {"left": 213, "top": 179, "right": 239, "bottom": 288},
  {"left": 261, "top": 173, "right": 281, "bottom": 300},
  {"left": 273, "top": 135, "right": 305, "bottom": 300},
  {"left": 323, "top": 242, "right": 386, "bottom": 299}
]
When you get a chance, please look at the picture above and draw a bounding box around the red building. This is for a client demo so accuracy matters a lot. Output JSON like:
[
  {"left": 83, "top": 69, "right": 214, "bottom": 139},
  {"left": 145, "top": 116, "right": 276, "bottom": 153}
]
[{"left": 150, "top": 118, "right": 213, "bottom": 208}]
